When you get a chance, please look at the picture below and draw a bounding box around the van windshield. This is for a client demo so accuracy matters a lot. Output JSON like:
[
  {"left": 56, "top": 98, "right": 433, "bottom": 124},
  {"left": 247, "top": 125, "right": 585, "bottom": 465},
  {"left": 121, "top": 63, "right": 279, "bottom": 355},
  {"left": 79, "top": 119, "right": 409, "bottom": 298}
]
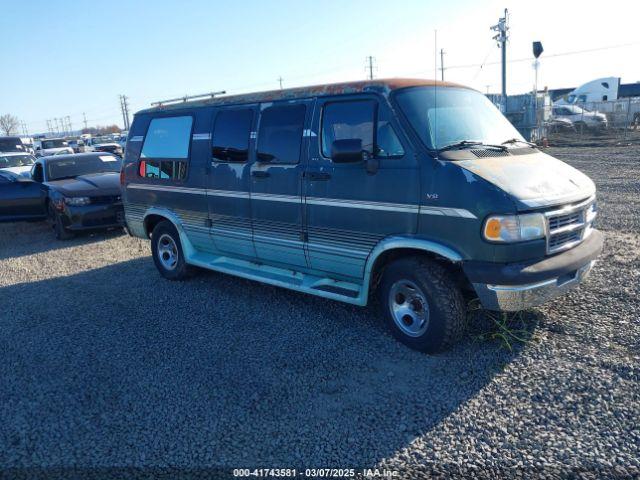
[{"left": 394, "top": 86, "right": 525, "bottom": 151}]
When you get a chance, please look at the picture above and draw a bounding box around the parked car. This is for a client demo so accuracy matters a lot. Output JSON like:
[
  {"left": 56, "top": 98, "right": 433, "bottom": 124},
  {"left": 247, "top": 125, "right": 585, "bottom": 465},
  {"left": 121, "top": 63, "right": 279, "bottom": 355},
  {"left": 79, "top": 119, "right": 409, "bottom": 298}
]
[
  {"left": 0, "top": 170, "right": 47, "bottom": 222},
  {"left": 120, "top": 78, "right": 602, "bottom": 353},
  {"left": 30, "top": 153, "right": 125, "bottom": 239},
  {"left": 67, "top": 138, "right": 86, "bottom": 153},
  {"left": 0, "top": 152, "right": 36, "bottom": 177},
  {"left": 87, "top": 136, "right": 123, "bottom": 156},
  {"left": 36, "top": 138, "right": 74, "bottom": 157},
  {"left": 551, "top": 105, "right": 607, "bottom": 129},
  {"left": 0, "top": 136, "right": 34, "bottom": 155}
]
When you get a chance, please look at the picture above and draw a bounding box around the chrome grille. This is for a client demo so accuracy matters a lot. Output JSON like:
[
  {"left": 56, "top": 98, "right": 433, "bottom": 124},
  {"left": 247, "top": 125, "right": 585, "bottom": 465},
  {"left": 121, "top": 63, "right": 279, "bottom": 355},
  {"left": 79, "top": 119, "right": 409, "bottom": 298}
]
[
  {"left": 548, "top": 211, "right": 581, "bottom": 231},
  {"left": 545, "top": 197, "right": 596, "bottom": 255}
]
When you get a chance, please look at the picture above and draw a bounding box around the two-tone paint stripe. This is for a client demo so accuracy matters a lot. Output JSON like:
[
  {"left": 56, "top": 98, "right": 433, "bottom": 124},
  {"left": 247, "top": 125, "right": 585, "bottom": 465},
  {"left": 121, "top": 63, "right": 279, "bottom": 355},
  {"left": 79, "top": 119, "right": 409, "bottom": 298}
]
[{"left": 126, "top": 184, "right": 477, "bottom": 219}]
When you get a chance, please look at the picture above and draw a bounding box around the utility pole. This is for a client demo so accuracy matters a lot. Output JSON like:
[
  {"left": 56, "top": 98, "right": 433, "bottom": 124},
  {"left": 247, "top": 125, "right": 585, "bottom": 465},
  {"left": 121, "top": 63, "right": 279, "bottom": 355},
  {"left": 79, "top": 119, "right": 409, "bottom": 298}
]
[
  {"left": 124, "top": 96, "right": 130, "bottom": 130},
  {"left": 83, "top": 112, "right": 88, "bottom": 130},
  {"left": 439, "top": 49, "right": 445, "bottom": 81},
  {"left": 119, "top": 95, "right": 131, "bottom": 130},
  {"left": 366, "top": 56, "right": 375, "bottom": 80},
  {"left": 277, "top": 76, "right": 284, "bottom": 90},
  {"left": 491, "top": 8, "right": 509, "bottom": 112}
]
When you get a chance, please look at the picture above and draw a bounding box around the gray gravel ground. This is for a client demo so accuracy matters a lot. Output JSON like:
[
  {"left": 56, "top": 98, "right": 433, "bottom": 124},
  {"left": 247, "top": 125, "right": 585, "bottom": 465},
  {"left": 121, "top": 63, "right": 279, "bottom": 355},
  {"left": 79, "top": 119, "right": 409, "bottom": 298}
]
[{"left": 0, "top": 146, "right": 638, "bottom": 479}]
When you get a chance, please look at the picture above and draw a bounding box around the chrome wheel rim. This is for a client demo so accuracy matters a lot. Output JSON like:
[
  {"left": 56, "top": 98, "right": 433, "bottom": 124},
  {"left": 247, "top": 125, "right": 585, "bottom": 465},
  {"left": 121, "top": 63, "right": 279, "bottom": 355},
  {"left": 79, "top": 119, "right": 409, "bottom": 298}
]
[
  {"left": 157, "top": 233, "right": 178, "bottom": 271},
  {"left": 388, "top": 280, "right": 430, "bottom": 337}
]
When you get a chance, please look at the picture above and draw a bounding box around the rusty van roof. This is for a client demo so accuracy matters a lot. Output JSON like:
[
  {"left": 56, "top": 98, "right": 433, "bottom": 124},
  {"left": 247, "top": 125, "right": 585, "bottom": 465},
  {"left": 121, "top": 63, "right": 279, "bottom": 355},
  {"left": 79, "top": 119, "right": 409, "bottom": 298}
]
[{"left": 138, "top": 78, "right": 470, "bottom": 114}]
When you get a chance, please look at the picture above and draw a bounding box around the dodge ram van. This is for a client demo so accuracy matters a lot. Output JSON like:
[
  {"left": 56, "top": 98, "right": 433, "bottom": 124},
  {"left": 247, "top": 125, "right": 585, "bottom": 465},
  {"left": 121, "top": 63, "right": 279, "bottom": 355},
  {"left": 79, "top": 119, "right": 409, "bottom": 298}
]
[{"left": 121, "top": 79, "right": 602, "bottom": 353}]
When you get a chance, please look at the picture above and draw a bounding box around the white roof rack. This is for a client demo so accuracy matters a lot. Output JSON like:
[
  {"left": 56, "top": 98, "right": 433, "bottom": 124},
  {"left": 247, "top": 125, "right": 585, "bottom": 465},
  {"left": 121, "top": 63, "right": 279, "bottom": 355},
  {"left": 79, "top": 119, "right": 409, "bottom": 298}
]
[{"left": 151, "top": 90, "right": 226, "bottom": 107}]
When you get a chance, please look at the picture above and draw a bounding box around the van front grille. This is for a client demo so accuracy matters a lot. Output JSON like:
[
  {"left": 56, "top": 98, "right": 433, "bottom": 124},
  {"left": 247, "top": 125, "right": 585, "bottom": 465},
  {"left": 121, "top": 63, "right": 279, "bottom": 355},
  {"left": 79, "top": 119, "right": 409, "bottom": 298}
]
[
  {"left": 548, "top": 230, "right": 582, "bottom": 251},
  {"left": 548, "top": 211, "right": 581, "bottom": 231},
  {"left": 545, "top": 197, "right": 596, "bottom": 255}
]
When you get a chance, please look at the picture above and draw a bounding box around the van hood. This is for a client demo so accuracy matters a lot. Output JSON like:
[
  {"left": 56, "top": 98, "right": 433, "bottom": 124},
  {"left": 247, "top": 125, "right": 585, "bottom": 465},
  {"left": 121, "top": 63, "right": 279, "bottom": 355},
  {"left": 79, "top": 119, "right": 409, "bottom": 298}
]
[
  {"left": 46, "top": 172, "right": 121, "bottom": 196},
  {"left": 456, "top": 150, "right": 595, "bottom": 210}
]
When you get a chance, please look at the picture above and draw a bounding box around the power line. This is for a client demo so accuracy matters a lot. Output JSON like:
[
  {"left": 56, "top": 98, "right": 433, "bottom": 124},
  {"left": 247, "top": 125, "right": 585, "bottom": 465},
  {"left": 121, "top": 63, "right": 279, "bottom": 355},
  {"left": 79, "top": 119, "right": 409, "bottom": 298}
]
[{"left": 444, "top": 41, "right": 640, "bottom": 71}]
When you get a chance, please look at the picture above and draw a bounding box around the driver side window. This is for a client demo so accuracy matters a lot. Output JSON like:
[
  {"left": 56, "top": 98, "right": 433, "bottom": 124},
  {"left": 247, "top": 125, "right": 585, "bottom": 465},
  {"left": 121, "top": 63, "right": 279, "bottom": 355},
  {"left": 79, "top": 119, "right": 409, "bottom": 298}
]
[{"left": 321, "top": 100, "right": 404, "bottom": 159}]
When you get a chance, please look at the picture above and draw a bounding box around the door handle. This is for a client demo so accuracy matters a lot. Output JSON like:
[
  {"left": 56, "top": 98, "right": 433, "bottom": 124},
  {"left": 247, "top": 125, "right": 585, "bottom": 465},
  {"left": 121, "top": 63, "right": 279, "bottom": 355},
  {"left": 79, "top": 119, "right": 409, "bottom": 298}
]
[
  {"left": 252, "top": 171, "right": 270, "bottom": 178},
  {"left": 307, "top": 172, "right": 331, "bottom": 181}
]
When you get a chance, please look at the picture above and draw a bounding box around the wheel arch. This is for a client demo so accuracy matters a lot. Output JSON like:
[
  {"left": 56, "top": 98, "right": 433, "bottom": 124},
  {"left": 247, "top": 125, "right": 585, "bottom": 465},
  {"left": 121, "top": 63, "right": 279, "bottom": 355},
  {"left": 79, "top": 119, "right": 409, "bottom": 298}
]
[
  {"left": 142, "top": 208, "right": 197, "bottom": 259},
  {"left": 363, "top": 237, "right": 470, "bottom": 300}
]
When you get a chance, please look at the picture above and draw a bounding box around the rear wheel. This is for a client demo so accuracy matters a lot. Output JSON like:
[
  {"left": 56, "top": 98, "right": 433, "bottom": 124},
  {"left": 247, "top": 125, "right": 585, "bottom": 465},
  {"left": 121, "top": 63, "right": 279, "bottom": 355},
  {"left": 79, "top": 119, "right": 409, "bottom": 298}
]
[
  {"left": 48, "top": 203, "right": 74, "bottom": 240},
  {"left": 151, "top": 221, "right": 193, "bottom": 280},
  {"left": 380, "top": 257, "right": 465, "bottom": 353}
]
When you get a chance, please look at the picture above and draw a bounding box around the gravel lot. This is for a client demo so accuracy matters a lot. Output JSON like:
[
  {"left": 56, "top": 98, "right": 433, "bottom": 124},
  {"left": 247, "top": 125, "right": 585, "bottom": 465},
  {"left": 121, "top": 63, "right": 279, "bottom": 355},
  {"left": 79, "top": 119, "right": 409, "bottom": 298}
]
[{"left": 0, "top": 146, "right": 638, "bottom": 478}]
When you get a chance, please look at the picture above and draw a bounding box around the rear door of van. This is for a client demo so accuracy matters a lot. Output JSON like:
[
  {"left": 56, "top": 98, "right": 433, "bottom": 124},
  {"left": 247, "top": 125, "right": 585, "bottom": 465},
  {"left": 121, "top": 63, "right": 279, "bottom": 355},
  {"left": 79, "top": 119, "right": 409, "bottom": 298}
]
[
  {"left": 248, "top": 99, "right": 313, "bottom": 269},
  {"left": 208, "top": 105, "right": 258, "bottom": 259},
  {"left": 304, "top": 94, "right": 418, "bottom": 280}
]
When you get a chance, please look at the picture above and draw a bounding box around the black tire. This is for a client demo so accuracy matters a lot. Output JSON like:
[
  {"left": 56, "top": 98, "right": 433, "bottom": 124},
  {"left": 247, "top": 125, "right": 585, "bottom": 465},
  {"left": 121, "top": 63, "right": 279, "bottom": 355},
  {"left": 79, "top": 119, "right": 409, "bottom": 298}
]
[
  {"left": 379, "top": 257, "right": 465, "bottom": 353},
  {"left": 150, "top": 221, "right": 193, "bottom": 280},
  {"left": 48, "top": 203, "right": 74, "bottom": 240}
]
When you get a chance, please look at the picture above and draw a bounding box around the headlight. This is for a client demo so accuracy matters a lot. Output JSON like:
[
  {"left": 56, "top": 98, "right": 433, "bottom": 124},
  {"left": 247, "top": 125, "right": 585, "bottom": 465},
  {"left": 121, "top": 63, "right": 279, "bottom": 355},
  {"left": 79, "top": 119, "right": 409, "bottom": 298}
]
[
  {"left": 483, "top": 213, "right": 546, "bottom": 243},
  {"left": 64, "top": 196, "right": 91, "bottom": 206}
]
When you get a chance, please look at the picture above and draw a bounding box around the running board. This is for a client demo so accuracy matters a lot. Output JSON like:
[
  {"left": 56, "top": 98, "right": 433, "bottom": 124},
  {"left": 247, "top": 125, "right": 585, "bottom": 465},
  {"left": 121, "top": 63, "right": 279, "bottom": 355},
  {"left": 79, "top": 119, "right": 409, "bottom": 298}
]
[{"left": 187, "top": 252, "right": 366, "bottom": 305}]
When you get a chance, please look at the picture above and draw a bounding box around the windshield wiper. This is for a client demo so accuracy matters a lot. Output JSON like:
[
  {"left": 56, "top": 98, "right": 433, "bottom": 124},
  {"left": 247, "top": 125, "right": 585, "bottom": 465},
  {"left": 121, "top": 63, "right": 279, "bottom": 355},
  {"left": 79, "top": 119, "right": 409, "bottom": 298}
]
[
  {"left": 501, "top": 138, "right": 536, "bottom": 147},
  {"left": 438, "top": 140, "right": 507, "bottom": 153}
]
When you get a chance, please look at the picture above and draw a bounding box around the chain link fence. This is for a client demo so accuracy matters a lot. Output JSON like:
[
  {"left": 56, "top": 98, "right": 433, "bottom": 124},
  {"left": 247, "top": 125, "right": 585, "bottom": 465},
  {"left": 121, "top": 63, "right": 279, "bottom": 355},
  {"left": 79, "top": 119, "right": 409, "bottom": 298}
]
[{"left": 489, "top": 94, "right": 640, "bottom": 146}]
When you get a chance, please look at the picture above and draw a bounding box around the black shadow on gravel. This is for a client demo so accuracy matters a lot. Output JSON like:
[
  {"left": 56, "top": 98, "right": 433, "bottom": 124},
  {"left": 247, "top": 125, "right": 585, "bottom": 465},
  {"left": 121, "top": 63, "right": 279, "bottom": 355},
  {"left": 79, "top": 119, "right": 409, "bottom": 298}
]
[
  {"left": 0, "top": 221, "right": 125, "bottom": 260},
  {"left": 0, "top": 257, "right": 536, "bottom": 472}
]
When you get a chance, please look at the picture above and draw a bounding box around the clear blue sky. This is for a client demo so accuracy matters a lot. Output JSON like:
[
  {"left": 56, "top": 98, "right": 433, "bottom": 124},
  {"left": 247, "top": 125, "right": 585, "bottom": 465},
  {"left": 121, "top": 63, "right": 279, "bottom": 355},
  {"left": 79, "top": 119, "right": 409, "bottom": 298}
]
[{"left": 2, "top": 0, "right": 639, "bottom": 134}]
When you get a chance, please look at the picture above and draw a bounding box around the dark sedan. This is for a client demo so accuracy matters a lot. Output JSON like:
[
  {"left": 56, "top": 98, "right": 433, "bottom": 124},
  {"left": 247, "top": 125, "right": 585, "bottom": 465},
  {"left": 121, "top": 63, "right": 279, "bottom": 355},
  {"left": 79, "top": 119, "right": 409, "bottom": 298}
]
[
  {"left": 29, "top": 153, "right": 125, "bottom": 239},
  {"left": 0, "top": 170, "right": 47, "bottom": 222}
]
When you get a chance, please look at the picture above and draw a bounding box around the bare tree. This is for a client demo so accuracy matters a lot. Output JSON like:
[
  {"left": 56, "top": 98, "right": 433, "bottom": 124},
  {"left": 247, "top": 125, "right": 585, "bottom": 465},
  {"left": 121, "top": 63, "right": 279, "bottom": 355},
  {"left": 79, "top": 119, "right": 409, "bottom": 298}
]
[{"left": 0, "top": 114, "right": 20, "bottom": 136}]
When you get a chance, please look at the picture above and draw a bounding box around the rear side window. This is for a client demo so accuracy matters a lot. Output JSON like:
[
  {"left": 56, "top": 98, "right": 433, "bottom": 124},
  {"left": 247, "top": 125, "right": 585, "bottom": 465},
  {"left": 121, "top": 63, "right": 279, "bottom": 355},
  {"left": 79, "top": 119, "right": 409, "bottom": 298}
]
[
  {"left": 211, "top": 109, "right": 253, "bottom": 162},
  {"left": 140, "top": 116, "right": 192, "bottom": 180},
  {"left": 257, "top": 104, "right": 306, "bottom": 164},
  {"left": 321, "top": 100, "right": 404, "bottom": 159}
]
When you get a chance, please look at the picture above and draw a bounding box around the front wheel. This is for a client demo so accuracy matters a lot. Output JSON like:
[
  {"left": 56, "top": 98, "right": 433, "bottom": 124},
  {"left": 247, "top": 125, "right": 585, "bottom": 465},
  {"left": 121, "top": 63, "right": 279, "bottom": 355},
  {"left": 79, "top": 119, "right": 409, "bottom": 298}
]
[
  {"left": 151, "top": 221, "right": 193, "bottom": 280},
  {"left": 48, "top": 203, "right": 74, "bottom": 240},
  {"left": 380, "top": 257, "right": 465, "bottom": 353}
]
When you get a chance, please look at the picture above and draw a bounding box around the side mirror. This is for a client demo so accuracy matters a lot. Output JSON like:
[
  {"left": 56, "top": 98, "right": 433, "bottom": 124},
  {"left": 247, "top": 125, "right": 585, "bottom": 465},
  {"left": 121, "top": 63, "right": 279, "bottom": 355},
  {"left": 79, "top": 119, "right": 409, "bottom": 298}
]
[{"left": 331, "top": 139, "right": 364, "bottom": 164}]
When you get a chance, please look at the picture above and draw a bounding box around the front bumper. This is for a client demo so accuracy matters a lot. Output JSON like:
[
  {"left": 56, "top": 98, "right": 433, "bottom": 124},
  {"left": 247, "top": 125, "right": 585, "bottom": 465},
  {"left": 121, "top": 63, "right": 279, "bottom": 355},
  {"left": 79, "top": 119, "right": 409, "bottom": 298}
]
[
  {"left": 62, "top": 203, "right": 125, "bottom": 231},
  {"left": 463, "top": 229, "right": 603, "bottom": 311}
]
